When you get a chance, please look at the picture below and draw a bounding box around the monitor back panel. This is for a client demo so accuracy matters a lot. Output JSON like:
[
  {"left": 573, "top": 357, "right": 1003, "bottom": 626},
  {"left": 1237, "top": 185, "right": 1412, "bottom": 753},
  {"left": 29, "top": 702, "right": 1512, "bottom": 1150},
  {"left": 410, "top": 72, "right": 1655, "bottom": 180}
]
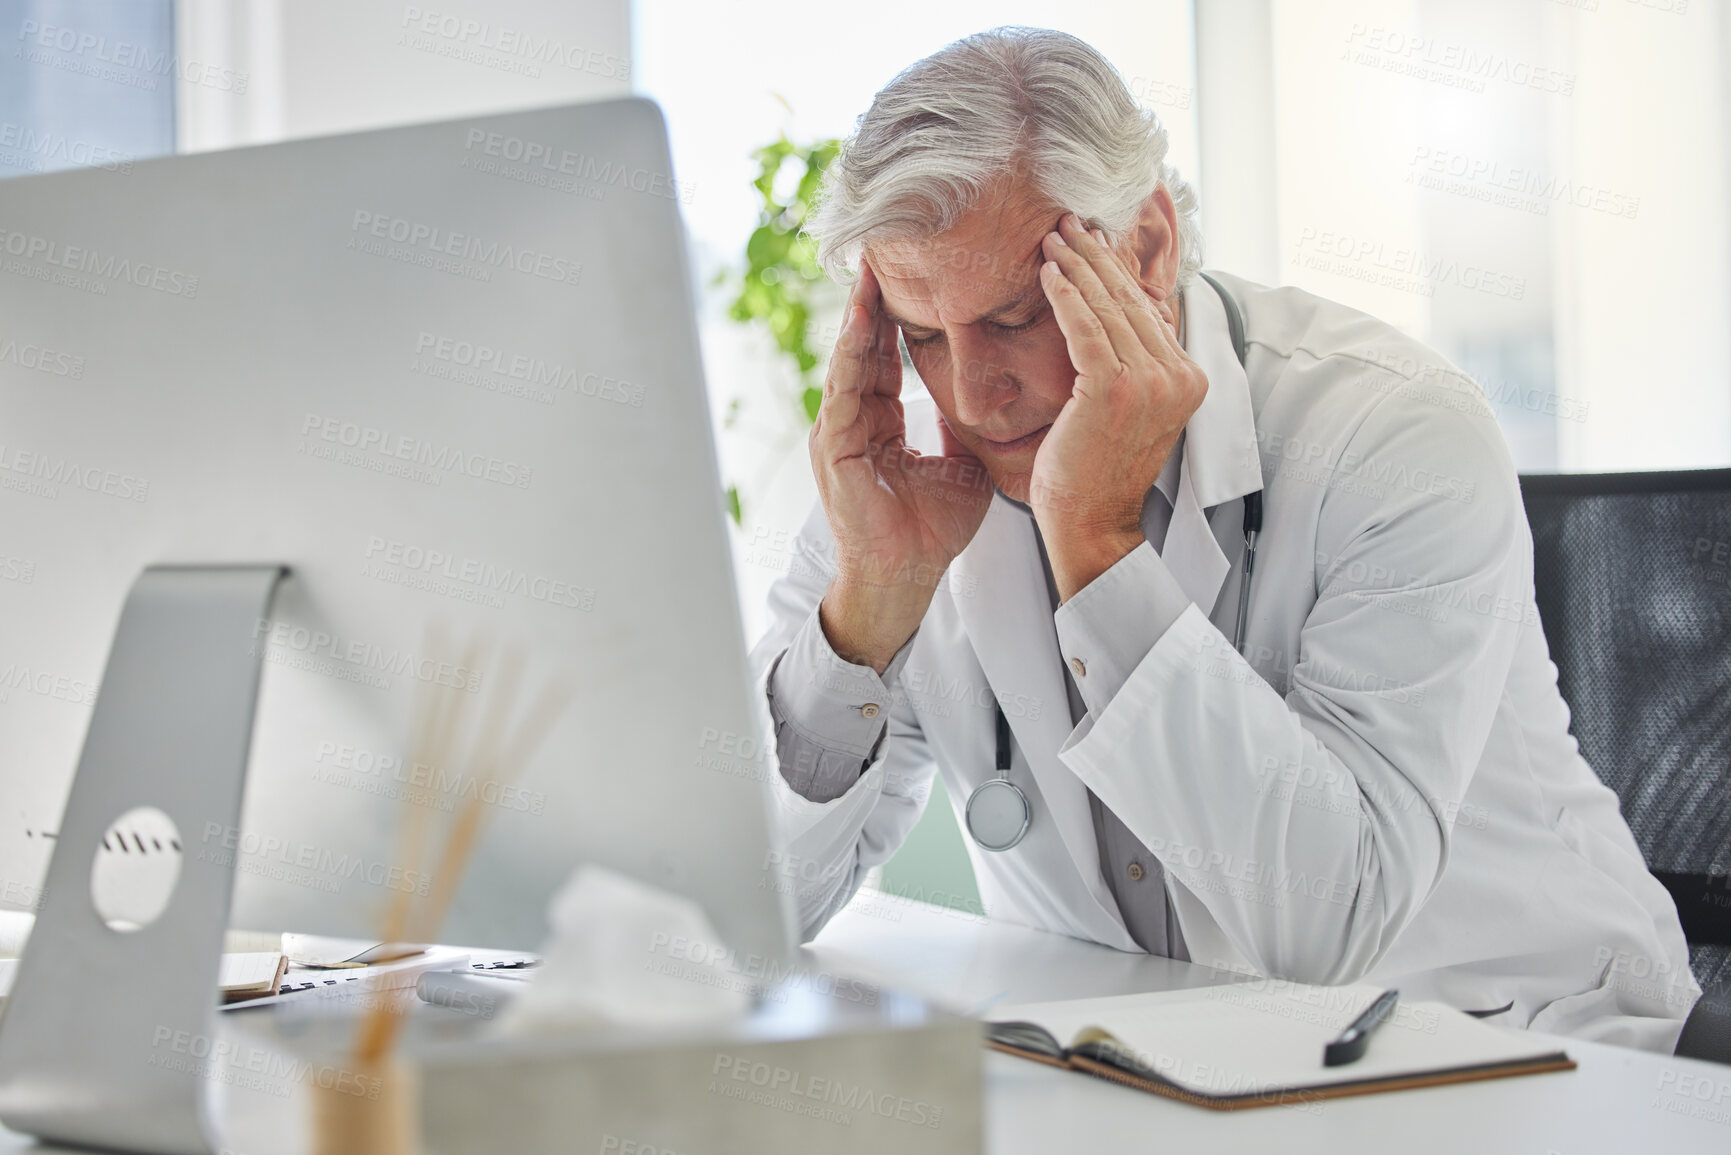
[{"left": 0, "top": 98, "right": 794, "bottom": 959}]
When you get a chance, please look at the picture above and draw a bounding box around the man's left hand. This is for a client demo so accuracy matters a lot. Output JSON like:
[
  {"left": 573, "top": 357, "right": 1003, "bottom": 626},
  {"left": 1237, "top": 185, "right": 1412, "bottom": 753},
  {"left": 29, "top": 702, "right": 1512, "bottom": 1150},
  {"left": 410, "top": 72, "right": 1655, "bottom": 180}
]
[{"left": 1031, "top": 212, "right": 1207, "bottom": 601}]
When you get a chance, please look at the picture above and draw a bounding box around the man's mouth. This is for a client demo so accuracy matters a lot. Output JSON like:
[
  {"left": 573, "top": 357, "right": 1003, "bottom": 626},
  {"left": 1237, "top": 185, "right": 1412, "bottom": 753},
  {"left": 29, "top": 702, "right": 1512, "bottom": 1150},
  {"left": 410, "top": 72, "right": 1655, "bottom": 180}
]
[{"left": 978, "top": 424, "right": 1051, "bottom": 453}]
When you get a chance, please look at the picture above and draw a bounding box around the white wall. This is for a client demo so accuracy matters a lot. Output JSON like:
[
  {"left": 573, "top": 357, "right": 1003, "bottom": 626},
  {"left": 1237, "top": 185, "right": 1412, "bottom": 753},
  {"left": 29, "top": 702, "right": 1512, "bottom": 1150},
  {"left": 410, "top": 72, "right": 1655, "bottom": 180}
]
[
  {"left": 1548, "top": 0, "right": 1731, "bottom": 471},
  {"left": 174, "top": 0, "right": 632, "bottom": 150},
  {"left": 1203, "top": 0, "right": 1731, "bottom": 473}
]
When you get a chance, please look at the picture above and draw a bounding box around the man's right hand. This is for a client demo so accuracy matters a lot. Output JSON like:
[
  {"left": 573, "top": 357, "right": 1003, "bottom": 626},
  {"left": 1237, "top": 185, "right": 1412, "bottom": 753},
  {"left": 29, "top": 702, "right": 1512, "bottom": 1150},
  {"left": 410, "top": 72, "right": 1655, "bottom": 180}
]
[{"left": 809, "top": 260, "right": 994, "bottom": 673}]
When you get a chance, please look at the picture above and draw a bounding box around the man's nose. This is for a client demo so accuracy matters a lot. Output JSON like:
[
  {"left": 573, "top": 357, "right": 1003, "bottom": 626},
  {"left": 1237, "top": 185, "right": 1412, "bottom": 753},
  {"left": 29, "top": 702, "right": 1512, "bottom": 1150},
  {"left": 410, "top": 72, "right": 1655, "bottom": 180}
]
[{"left": 947, "top": 332, "right": 1018, "bottom": 426}]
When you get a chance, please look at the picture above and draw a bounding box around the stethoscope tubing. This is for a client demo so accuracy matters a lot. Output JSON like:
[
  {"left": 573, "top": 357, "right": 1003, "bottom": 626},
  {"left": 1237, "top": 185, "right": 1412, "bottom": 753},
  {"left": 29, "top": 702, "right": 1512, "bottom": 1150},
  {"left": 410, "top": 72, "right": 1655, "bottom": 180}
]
[{"left": 967, "top": 275, "right": 1259, "bottom": 853}]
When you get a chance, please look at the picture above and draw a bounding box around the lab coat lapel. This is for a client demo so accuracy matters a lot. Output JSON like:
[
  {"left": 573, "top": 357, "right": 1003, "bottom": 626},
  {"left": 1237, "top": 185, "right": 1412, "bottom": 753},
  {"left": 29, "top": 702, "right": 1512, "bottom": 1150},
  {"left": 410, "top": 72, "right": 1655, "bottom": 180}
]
[
  {"left": 1163, "top": 274, "right": 1266, "bottom": 615},
  {"left": 1163, "top": 463, "right": 1232, "bottom": 616},
  {"left": 949, "top": 495, "right": 1132, "bottom": 934}
]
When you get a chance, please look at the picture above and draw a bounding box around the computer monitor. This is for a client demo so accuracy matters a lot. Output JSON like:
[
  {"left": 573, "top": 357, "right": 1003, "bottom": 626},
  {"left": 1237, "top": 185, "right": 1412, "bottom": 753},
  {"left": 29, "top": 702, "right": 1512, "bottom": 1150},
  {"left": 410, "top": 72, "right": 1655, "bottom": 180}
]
[{"left": 0, "top": 96, "right": 793, "bottom": 961}]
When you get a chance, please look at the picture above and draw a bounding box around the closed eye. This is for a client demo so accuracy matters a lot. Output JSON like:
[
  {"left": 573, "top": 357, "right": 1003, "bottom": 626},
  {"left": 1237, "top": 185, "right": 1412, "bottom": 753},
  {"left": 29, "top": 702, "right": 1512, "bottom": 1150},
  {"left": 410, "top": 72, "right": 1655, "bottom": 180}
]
[{"left": 990, "top": 307, "right": 1048, "bottom": 335}]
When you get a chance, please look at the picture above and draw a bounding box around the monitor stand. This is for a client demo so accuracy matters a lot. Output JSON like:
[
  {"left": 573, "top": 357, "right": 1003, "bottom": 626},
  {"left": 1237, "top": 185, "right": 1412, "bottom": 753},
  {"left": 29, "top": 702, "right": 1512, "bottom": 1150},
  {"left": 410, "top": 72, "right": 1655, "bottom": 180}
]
[{"left": 0, "top": 565, "right": 286, "bottom": 1154}]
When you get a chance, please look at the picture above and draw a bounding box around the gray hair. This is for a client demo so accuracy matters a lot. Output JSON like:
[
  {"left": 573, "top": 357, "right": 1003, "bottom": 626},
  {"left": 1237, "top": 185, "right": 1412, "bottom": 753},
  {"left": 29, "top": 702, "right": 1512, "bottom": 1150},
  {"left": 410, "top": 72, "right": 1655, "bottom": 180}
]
[{"left": 809, "top": 26, "right": 1203, "bottom": 289}]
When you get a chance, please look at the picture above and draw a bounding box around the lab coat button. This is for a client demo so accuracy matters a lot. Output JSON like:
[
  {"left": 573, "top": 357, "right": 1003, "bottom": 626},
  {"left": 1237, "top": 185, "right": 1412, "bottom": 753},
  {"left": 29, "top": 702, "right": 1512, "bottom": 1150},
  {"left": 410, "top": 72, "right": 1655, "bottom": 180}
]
[
  {"left": 1069, "top": 657, "right": 1086, "bottom": 678},
  {"left": 1127, "top": 862, "right": 1145, "bottom": 881},
  {"left": 860, "top": 703, "right": 881, "bottom": 718}
]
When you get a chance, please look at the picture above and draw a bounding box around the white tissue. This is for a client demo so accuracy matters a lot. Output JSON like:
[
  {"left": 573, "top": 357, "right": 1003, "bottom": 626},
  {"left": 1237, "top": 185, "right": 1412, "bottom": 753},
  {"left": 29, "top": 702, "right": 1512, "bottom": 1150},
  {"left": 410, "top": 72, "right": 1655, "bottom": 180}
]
[{"left": 498, "top": 865, "right": 751, "bottom": 1035}]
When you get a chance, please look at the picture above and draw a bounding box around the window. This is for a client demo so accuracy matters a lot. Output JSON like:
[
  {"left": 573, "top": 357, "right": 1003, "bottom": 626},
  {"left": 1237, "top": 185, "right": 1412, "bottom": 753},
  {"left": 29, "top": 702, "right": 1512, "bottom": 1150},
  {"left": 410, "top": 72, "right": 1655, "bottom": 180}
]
[{"left": 0, "top": 0, "right": 176, "bottom": 180}]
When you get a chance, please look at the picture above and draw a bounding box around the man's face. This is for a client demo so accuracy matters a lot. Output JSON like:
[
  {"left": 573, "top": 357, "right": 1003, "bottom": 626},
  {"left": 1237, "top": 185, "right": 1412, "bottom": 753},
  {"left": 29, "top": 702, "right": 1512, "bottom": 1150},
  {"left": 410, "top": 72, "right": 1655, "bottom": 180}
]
[{"left": 868, "top": 181, "right": 1072, "bottom": 504}]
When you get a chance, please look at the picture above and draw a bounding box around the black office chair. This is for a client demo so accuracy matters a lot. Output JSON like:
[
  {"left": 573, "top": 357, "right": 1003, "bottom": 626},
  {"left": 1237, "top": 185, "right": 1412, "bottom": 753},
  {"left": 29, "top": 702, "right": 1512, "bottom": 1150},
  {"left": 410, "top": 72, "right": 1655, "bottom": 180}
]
[{"left": 1521, "top": 468, "right": 1731, "bottom": 1064}]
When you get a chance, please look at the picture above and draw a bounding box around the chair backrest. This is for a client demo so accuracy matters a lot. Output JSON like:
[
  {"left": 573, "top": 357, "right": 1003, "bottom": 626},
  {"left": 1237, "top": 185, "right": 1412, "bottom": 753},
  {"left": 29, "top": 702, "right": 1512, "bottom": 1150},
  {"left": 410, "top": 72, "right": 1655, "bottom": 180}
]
[{"left": 1520, "top": 469, "right": 1731, "bottom": 991}]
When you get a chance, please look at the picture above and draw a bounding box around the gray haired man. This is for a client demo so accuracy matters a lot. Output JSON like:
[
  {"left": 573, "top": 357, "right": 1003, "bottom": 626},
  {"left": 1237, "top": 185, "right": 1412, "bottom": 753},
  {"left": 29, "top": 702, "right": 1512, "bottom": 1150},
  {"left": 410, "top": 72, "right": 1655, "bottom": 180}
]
[{"left": 749, "top": 27, "right": 1697, "bottom": 1052}]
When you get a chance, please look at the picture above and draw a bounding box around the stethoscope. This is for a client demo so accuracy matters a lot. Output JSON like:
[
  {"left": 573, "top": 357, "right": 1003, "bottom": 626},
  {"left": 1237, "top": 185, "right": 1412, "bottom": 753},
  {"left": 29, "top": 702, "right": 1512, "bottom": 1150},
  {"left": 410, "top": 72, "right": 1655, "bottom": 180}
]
[{"left": 964, "top": 273, "right": 1262, "bottom": 853}]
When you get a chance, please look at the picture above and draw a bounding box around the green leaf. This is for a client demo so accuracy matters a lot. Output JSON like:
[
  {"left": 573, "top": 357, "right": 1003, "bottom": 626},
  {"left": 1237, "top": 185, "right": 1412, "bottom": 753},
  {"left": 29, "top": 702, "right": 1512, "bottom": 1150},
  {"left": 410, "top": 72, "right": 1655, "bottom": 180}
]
[
  {"left": 721, "top": 132, "right": 844, "bottom": 492},
  {"left": 745, "top": 225, "right": 794, "bottom": 270},
  {"left": 725, "top": 485, "right": 742, "bottom": 526}
]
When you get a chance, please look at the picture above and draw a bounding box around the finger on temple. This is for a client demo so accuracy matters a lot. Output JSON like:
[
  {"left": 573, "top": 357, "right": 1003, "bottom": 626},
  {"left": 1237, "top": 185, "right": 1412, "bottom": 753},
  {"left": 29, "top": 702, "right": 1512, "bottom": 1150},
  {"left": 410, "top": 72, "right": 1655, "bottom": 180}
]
[
  {"left": 857, "top": 259, "right": 905, "bottom": 397},
  {"left": 1047, "top": 220, "right": 1139, "bottom": 362},
  {"left": 1041, "top": 261, "right": 1117, "bottom": 383},
  {"left": 817, "top": 303, "right": 870, "bottom": 435},
  {"left": 1077, "top": 225, "right": 1168, "bottom": 355}
]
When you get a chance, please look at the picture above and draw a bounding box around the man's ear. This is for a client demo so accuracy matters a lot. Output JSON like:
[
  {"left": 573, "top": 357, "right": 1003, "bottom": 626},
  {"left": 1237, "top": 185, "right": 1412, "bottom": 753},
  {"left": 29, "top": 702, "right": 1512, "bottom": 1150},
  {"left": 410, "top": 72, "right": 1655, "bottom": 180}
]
[{"left": 1127, "top": 185, "right": 1181, "bottom": 295}]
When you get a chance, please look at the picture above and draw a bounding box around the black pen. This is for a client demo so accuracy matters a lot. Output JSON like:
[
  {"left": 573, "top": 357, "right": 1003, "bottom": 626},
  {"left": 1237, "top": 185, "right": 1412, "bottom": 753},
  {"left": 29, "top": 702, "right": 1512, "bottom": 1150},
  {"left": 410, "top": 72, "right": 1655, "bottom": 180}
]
[{"left": 1323, "top": 989, "right": 1399, "bottom": 1067}]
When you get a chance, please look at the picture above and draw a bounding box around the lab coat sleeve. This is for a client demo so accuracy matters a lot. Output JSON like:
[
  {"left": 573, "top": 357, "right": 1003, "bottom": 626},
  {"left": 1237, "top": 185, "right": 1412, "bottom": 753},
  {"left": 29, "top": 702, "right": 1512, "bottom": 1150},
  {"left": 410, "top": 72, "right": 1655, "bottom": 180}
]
[
  {"left": 766, "top": 611, "right": 916, "bottom": 802},
  {"left": 1056, "top": 385, "right": 1527, "bottom": 985},
  {"left": 747, "top": 501, "right": 940, "bottom": 941},
  {"left": 1054, "top": 542, "right": 1192, "bottom": 715}
]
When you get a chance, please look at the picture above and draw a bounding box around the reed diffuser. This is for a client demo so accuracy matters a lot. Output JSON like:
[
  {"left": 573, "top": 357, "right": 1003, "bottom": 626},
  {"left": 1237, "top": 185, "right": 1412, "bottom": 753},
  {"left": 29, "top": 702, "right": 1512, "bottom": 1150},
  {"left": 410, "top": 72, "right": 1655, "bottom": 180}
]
[{"left": 312, "top": 631, "right": 569, "bottom": 1155}]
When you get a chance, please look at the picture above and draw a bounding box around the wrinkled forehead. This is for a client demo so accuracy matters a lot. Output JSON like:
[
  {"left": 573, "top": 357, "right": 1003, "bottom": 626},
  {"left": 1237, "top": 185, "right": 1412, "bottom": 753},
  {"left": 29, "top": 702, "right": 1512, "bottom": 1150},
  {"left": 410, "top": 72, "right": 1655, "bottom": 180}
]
[{"left": 865, "top": 185, "right": 1061, "bottom": 321}]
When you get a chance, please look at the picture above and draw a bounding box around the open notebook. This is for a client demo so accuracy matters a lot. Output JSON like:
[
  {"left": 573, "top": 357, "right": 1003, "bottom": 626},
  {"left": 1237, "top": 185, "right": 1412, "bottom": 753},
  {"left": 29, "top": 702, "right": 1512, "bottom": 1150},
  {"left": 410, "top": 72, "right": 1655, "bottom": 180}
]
[{"left": 988, "top": 981, "right": 1575, "bottom": 1111}]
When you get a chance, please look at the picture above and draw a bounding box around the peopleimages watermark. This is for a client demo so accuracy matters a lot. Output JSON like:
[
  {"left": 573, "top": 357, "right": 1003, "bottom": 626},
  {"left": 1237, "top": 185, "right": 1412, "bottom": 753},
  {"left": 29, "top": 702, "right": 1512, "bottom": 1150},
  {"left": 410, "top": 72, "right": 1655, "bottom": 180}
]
[
  {"left": 312, "top": 739, "right": 547, "bottom": 816},
  {"left": 398, "top": 6, "right": 628, "bottom": 82},
  {"left": 362, "top": 534, "right": 595, "bottom": 613},
  {"left": 0, "top": 333, "right": 84, "bottom": 379},
  {"left": 896, "top": 664, "right": 1042, "bottom": 721},
  {"left": 0, "top": 442, "right": 149, "bottom": 504},
  {"left": 299, "top": 412, "right": 534, "bottom": 490},
  {"left": 198, "top": 821, "right": 432, "bottom": 898},
  {"left": 0, "top": 225, "right": 199, "bottom": 298},
  {"left": 15, "top": 19, "right": 248, "bottom": 94},
  {"left": 1255, "top": 754, "right": 1492, "bottom": 832},
  {"left": 598, "top": 1137, "right": 690, "bottom": 1155},
  {"left": 709, "top": 1053, "right": 945, "bottom": 1130},
  {"left": 460, "top": 130, "right": 693, "bottom": 205},
  {"left": 1292, "top": 227, "right": 1525, "bottom": 301},
  {"left": 1353, "top": 347, "right": 1590, "bottom": 424},
  {"left": 1652, "top": 1068, "right": 1731, "bottom": 1128},
  {"left": 0, "top": 552, "right": 35, "bottom": 585},
  {"left": 347, "top": 210, "right": 582, "bottom": 288},
  {"left": 1407, "top": 146, "right": 1640, "bottom": 221},
  {"left": 413, "top": 330, "right": 645, "bottom": 407},
  {"left": 1125, "top": 75, "right": 1192, "bottom": 110},
  {"left": 738, "top": 522, "right": 980, "bottom": 599},
  {"left": 1205, "top": 959, "right": 1442, "bottom": 1035},
  {"left": 644, "top": 930, "right": 880, "bottom": 1008},
  {"left": 1147, "top": 830, "right": 1378, "bottom": 915},
  {"left": 250, "top": 617, "right": 484, "bottom": 693},
  {"left": 1257, "top": 428, "right": 1479, "bottom": 505},
  {"left": 1309, "top": 548, "right": 1543, "bottom": 630},
  {"left": 0, "top": 120, "right": 131, "bottom": 174},
  {"left": 0, "top": 661, "right": 96, "bottom": 707},
  {"left": 148, "top": 1027, "right": 380, "bottom": 1102},
  {"left": 1596, "top": 946, "right": 1702, "bottom": 1012},
  {"left": 759, "top": 848, "right": 988, "bottom": 924},
  {"left": 1694, "top": 536, "right": 1731, "bottom": 596},
  {"left": 1342, "top": 23, "right": 1575, "bottom": 96}
]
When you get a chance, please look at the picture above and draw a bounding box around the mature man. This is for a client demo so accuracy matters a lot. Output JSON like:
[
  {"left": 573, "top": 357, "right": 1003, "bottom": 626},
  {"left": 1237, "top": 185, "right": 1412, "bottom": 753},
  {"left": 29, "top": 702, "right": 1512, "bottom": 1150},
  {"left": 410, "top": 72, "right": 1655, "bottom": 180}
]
[{"left": 748, "top": 27, "right": 1696, "bottom": 1051}]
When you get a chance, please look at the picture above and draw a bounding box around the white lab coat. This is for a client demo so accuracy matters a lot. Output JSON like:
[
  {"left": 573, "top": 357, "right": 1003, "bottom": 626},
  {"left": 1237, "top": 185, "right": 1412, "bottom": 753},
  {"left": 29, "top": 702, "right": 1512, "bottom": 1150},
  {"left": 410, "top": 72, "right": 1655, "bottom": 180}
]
[{"left": 749, "top": 271, "right": 1698, "bottom": 1052}]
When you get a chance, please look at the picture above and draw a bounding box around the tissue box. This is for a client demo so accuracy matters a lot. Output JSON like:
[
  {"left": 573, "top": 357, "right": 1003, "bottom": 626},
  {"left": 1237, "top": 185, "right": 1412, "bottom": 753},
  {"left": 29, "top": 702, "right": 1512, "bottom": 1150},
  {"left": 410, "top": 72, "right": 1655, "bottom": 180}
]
[{"left": 416, "top": 978, "right": 982, "bottom": 1154}]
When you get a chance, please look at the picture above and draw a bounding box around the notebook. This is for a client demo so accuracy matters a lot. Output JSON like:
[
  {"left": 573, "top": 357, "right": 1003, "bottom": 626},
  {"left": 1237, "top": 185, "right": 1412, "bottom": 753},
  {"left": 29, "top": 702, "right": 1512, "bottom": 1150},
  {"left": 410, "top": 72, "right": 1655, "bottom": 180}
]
[
  {"left": 218, "top": 951, "right": 291, "bottom": 1003},
  {"left": 0, "top": 950, "right": 291, "bottom": 1007},
  {"left": 987, "top": 981, "right": 1575, "bottom": 1110}
]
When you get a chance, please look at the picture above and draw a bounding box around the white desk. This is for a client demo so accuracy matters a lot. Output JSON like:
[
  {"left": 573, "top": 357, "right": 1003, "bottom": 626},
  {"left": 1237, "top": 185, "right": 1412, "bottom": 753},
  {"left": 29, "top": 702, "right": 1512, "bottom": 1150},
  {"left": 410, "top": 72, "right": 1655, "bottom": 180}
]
[
  {"left": 0, "top": 898, "right": 1723, "bottom": 1152},
  {"left": 806, "top": 897, "right": 1727, "bottom": 1154}
]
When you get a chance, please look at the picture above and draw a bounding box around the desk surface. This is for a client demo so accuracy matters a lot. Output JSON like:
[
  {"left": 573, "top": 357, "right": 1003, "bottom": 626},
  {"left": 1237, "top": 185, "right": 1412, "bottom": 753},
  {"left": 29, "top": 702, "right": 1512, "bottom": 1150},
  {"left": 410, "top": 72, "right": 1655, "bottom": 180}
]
[
  {"left": 806, "top": 896, "right": 1729, "bottom": 1154},
  {"left": 0, "top": 897, "right": 1724, "bottom": 1153}
]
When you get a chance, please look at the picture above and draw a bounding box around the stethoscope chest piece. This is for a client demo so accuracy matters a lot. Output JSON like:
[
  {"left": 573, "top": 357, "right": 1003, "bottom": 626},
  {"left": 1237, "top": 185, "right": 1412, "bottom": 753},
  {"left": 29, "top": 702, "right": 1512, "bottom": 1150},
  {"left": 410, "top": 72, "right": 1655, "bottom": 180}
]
[
  {"left": 965, "top": 777, "right": 1031, "bottom": 852},
  {"left": 967, "top": 699, "right": 1030, "bottom": 851}
]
